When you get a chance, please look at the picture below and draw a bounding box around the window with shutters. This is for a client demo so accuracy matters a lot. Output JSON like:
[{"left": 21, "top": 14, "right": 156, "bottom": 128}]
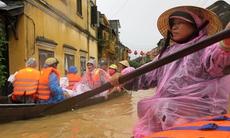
[
  {"left": 80, "top": 56, "right": 86, "bottom": 76},
  {"left": 91, "top": 6, "right": 98, "bottom": 27},
  {"left": 64, "top": 54, "right": 75, "bottom": 75},
  {"left": 38, "top": 50, "right": 54, "bottom": 70},
  {"left": 77, "top": 0, "right": 82, "bottom": 16}
]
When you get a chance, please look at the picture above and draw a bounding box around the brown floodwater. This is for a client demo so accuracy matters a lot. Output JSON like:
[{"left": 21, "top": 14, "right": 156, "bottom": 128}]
[{"left": 0, "top": 89, "right": 155, "bottom": 138}]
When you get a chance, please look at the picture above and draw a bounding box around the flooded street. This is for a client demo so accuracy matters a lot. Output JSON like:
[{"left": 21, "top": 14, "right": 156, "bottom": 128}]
[{"left": 0, "top": 89, "right": 155, "bottom": 138}]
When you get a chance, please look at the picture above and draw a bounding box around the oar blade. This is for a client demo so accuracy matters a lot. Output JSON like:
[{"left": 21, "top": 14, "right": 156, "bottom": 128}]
[{"left": 41, "top": 83, "right": 112, "bottom": 116}]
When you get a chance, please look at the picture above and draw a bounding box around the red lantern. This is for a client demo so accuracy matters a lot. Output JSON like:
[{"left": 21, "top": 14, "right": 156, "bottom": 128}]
[
  {"left": 134, "top": 50, "right": 138, "bottom": 55},
  {"left": 140, "top": 51, "right": 144, "bottom": 56},
  {"left": 146, "top": 51, "right": 150, "bottom": 56},
  {"left": 128, "top": 49, "right": 132, "bottom": 54}
]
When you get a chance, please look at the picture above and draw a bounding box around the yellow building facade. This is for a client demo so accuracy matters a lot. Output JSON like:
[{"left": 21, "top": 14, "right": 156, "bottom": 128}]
[
  {"left": 98, "top": 15, "right": 129, "bottom": 69},
  {"left": 98, "top": 13, "right": 117, "bottom": 66},
  {"left": 2, "top": 0, "right": 98, "bottom": 78}
]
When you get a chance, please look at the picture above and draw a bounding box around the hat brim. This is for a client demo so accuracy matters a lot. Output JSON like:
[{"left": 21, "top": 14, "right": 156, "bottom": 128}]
[
  {"left": 45, "top": 58, "right": 59, "bottom": 66},
  {"left": 157, "top": 5, "right": 223, "bottom": 38},
  {"left": 119, "top": 60, "right": 130, "bottom": 67},
  {"left": 169, "top": 16, "right": 194, "bottom": 24}
]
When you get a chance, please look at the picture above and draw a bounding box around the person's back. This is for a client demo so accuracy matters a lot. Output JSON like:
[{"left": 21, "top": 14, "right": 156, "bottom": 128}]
[
  {"left": 37, "top": 58, "right": 71, "bottom": 103},
  {"left": 12, "top": 58, "right": 40, "bottom": 103},
  {"left": 66, "top": 66, "right": 81, "bottom": 90}
]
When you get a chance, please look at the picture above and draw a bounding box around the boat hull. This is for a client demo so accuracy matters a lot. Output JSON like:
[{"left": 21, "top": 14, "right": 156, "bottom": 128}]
[{"left": 0, "top": 91, "right": 125, "bottom": 124}]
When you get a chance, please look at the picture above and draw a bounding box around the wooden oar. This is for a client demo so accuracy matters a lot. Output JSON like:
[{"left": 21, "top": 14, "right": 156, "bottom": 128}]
[{"left": 41, "top": 28, "right": 230, "bottom": 116}]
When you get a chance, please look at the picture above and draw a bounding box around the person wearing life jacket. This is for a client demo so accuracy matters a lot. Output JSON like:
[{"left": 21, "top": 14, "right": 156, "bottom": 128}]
[
  {"left": 104, "top": 64, "right": 122, "bottom": 99},
  {"left": 66, "top": 66, "right": 81, "bottom": 90},
  {"left": 109, "top": 64, "right": 118, "bottom": 76},
  {"left": 11, "top": 58, "right": 40, "bottom": 103},
  {"left": 37, "top": 58, "right": 71, "bottom": 104},
  {"left": 72, "top": 59, "right": 111, "bottom": 98},
  {"left": 119, "top": 60, "right": 130, "bottom": 72}
]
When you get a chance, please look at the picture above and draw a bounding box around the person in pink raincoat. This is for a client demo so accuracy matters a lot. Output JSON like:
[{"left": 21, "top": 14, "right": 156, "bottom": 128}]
[
  {"left": 72, "top": 59, "right": 111, "bottom": 98},
  {"left": 110, "top": 5, "right": 230, "bottom": 138}
]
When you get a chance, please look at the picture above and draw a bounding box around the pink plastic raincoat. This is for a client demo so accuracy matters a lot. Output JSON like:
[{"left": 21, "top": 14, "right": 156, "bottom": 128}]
[
  {"left": 123, "top": 10, "right": 230, "bottom": 137},
  {"left": 72, "top": 68, "right": 111, "bottom": 98},
  {"left": 124, "top": 37, "right": 230, "bottom": 137}
]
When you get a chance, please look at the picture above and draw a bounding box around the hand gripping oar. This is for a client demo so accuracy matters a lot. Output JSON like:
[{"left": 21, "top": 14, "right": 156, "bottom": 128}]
[{"left": 41, "top": 28, "right": 230, "bottom": 116}]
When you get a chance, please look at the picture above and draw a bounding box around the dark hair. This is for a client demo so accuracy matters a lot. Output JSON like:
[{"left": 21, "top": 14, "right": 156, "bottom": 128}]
[
  {"left": 100, "top": 61, "right": 108, "bottom": 66},
  {"left": 169, "top": 11, "right": 197, "bottom": 28}
]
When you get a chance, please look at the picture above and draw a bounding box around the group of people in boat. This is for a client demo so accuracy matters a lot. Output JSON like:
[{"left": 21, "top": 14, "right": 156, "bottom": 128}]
[{"left": 9, "top": 57, "right": 130, "bottom": 104}]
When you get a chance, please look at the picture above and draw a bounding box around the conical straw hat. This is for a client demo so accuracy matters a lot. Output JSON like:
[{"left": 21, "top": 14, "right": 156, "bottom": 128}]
[
  {"left": 119, "top": 60, "right": 130, "bottom": 67},
  {"left": 157, "top": 5, "right": 223, "bottom": 38}
]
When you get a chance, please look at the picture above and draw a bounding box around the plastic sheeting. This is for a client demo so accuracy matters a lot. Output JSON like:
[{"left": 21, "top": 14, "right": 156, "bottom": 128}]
[
  {"left": 72, "top": 68, "right": 111, "bottom": 98},
  {"left": 123, "top": 37, "right": 230, "bottom": 137}
]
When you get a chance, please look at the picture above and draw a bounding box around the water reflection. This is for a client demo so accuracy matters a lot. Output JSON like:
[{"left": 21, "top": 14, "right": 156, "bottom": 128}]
[{"left": 0, "top": 89, "right": 155, "bottom": 138}]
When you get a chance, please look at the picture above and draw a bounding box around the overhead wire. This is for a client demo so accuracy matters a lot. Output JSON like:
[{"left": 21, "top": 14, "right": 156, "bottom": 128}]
[
  {"left": 101, "top": 0, "right": 159, "bottom": 50},
  {"left": 195, "top": 0, "right": 202, "bottom": 5},
  {"left": 200, "top": 0, "right": 209, "bottom": 7},
  {"left": 110, "top": 0, "right": 129, "bottom": 19},
  {"left": 108, "top": 0, "right": 151, "bottom": 50},
  {"left": 195, "top": 0, "right": 210, "bottom": 7},
  {"left": 106, "top": 0, "right": 119, "bottom": 15}
]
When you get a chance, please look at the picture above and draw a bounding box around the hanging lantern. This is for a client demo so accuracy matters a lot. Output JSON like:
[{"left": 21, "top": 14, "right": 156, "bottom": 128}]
[
  {"left": 153, "top": 52, "right": 158, "bottom": 56},
  {"left": 146, "top": 51, "right": 150, "bottom": 57},
  {"left": 134, "top": 50, "right": 138, "bottom": 55},
  {"left": 140, "top": 51, "right": 144, "bottom": 56},
  {"left": 128, "top": 49, "right": 132, "bottom": 54}
]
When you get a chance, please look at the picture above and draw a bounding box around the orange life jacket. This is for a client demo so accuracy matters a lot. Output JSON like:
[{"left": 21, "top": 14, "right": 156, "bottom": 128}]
[
  {"left": 12, "top": 67, "right": 40, "bottom": 101},
  {"left": 37, "top": 67, "right": 60, "bottom": 100},
  {"left": 66, "top": 73, "right": 81, "bottom": 90},
  {"left": 86, "top": 68, "right": 101, "bottom": 88},
  {"left": 144, "top": 114, "right": 230, "bottom": 138}
]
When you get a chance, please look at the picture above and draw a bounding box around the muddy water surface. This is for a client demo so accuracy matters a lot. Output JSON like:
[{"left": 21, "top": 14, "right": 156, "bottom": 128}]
[{"left": 0, "top": 89, "right": 155, "bottom": 138}]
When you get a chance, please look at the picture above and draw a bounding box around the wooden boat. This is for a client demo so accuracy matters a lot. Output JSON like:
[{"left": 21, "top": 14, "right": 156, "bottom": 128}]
[
  {"left": 144, "top": 114, "right": 230, "bottom": 138},
  {"left": 0, "top": 90, "right": 125, "bottom": 124}
]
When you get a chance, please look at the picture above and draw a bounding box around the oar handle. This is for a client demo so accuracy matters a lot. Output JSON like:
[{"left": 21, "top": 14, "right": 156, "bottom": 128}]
[{"left": 119, "top": 28, "right": 230, "bottom": 84}]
